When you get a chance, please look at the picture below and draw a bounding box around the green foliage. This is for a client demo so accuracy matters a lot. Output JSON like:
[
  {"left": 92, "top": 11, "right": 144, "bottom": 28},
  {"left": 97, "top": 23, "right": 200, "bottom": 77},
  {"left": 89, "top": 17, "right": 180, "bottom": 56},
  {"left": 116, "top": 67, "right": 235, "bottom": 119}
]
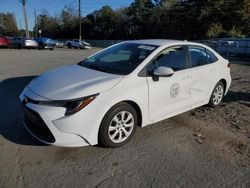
[
  {"left": 206, "top": 23, "right": 224, "bottom": 38},
  {"left": 228, "top": 26, "right": 246, "bottom": 38},
  {"left": 36, "top": 11, "right": 60, "bottom": 36},
  {"left": 0, "top": 12, "right": 19, "bottom": 36},
  {"left": 1, "top": 0, "right": 249, "bottom": 39},
  {"left": 83, "top": 0, "right": 249, "bottom": 39}
]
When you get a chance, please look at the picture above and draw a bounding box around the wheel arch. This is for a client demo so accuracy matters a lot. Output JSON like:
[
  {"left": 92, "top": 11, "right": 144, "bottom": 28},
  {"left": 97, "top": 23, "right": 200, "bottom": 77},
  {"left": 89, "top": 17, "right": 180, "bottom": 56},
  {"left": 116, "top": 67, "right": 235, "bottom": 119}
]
[
  {"left": 100, "top": 100, "right": 143, "bottom": 128},
  {"left": 219, "top": 78, "right": 227, "bottom": 94},
  {"left": 208, "top": 78, "right": 228, "bottom": 104},
  {"left": 122, "top": 100, "right": 142, "bottom": 127},
  {"left": 97, "top": 100, "right": 143, "bottom": 146}
]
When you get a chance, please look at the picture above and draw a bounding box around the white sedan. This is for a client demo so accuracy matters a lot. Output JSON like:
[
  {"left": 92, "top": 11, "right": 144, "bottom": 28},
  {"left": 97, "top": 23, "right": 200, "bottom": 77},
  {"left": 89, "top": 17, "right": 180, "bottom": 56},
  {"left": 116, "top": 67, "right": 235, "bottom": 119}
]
[{"left": 20, "top": 40, "right": 231, "bottom": 147}]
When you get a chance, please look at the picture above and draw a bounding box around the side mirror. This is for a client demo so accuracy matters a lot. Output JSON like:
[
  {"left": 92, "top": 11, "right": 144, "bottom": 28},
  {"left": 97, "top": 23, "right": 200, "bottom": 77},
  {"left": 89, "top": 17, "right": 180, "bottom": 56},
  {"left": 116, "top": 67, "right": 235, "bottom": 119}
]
[{"left": 153, "top": 66, "right": 174, "bottom": 77}]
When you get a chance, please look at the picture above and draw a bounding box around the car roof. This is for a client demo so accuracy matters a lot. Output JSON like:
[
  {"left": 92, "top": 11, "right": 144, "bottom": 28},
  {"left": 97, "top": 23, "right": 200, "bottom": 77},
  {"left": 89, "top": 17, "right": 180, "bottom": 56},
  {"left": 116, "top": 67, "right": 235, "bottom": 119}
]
[
  {"left": 124, "top": 39, "right": 204, "bottom": 47},
  {"left": 125, "top": 39, "right": 184, "bottom": 46},
  {"left": 124, "top": 39, "right": 223, "bottom": 61}
]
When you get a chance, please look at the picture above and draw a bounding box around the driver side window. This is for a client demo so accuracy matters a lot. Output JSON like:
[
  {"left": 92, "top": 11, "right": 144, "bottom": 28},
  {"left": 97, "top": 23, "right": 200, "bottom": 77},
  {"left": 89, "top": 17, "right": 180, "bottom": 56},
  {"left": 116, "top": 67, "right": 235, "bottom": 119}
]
[{"left": 154, "top": 46, "right": 187, "bottom": 71}]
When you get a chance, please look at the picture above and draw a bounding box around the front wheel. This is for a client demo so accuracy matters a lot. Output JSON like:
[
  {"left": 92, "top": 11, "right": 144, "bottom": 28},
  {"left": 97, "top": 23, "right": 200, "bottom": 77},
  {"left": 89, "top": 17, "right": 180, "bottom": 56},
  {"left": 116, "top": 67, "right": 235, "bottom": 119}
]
[
  {"left": 208, "top": 81, "right": 225, "bottom": 107},
  {"left": 99, "top": 103, "right": 137, "bottom": 148}
]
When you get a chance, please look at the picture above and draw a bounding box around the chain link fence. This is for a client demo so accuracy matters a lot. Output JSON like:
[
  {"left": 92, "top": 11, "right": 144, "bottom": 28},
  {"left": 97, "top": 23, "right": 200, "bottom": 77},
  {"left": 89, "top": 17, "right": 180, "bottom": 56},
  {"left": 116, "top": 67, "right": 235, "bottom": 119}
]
[
  {"left": 197, "top": 38, "right": 250, "bottom": 58},
  {"left": 84, "top": 38, "right": 250, "bottom": 58}
]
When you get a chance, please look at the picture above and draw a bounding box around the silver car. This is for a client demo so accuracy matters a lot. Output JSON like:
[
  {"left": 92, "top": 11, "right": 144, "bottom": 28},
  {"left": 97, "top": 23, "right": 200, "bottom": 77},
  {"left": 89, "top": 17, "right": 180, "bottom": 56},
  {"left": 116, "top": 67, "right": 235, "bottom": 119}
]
[
  {"left": 55, "top": 40, "right": 64, "bottom": 48},
  {"left": 10, "top": 37, "right": 38, "bottom": 49}
]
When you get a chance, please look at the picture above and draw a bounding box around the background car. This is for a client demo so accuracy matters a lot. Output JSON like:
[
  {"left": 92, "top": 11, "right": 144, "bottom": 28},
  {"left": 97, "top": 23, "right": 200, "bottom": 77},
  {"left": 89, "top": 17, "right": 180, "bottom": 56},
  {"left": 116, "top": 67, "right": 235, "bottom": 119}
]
[
  {"left": 0, "top": 36, "right": 10, "bottom": 48},
  {"left": 81, "top": 40, "right": 92, "bottom": 49},
  {"left": 35, "top": 37, "right": 56, "bottom": 50},
  {"left": 10, "top": 37, "right": 38, "bottom": 49},
  {"left": 66, "top": 39, "right": 92, "bottom": 49},
  {"left": 54, "top": 40, "right": 64, "bottom": 48}
]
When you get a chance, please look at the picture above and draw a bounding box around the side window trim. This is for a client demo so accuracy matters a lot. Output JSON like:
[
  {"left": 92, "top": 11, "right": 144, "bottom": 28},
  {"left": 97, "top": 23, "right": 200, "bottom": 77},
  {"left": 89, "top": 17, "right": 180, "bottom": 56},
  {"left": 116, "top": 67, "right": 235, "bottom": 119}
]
[{"left": 138, "top": 45, "right": 189, "bottom": 77}]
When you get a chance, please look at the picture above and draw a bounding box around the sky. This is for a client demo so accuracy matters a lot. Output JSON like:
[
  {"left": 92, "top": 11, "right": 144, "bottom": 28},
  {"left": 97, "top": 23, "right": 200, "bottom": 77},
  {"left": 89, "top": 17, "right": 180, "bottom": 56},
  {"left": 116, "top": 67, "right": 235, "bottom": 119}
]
[{"left": 0, "top": 0, "right": 133, "bottom": 30}]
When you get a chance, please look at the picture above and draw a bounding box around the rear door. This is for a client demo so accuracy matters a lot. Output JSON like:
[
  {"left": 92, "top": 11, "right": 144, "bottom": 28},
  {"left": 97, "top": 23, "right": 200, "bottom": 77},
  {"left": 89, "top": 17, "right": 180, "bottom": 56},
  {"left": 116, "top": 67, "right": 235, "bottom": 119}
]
[
  {"left": 187, "top": 45, "right": 220, "bottom": 103},
  {"left": 73, "top": 39, "right": 80, "bottom": 48}
]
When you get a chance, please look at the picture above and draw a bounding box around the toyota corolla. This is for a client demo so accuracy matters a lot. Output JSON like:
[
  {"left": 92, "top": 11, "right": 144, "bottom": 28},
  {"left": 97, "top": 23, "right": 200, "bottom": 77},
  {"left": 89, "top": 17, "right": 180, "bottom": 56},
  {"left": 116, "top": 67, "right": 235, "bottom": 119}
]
[{"left": 20, "top": 40, "right": 231, "bottom": 147}]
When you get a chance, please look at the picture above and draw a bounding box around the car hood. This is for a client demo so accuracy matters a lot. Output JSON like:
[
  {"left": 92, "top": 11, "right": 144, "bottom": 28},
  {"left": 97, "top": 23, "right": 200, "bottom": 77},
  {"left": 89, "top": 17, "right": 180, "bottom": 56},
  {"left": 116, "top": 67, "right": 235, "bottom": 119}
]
[{"left": 28, "top": 64, "right": 123, "bottom": 100}]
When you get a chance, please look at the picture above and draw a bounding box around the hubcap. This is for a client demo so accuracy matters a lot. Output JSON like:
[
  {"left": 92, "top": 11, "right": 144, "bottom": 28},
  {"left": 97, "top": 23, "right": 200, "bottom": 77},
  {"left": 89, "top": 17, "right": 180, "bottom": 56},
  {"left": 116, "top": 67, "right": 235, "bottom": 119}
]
[
  {"left": 212, "top": 84, "right": 224, "bottom": 105},
  {"left": 108, "top": 111, "right": 134, "bottom": 143}
]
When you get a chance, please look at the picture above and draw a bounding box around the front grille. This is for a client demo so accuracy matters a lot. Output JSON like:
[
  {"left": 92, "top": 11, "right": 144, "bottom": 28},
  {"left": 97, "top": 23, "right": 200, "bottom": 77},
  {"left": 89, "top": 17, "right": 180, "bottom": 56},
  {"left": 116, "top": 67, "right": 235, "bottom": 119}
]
[{"left": 22, "top": 105, "right": 55, "bottom": 143}]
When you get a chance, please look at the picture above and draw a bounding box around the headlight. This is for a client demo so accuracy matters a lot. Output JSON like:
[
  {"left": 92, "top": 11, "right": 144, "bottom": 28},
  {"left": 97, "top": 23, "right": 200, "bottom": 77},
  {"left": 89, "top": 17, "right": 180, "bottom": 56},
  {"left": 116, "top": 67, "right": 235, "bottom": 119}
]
[{"left": 39, "top": 94, "right": 99, "bottom": 116}]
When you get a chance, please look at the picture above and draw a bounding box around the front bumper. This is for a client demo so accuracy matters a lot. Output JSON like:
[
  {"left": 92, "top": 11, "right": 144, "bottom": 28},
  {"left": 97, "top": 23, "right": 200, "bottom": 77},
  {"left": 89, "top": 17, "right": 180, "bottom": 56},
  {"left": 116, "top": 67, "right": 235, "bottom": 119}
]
[
  {"left": 24, "top": 44, "right": 38, "bottom": 48},
  {"left": 20, "top": 88, "right": 91, "bottom": 147},
  {"left": 22, "top": 105, "right": 55, "bottom": 143},
  {"left": 56, "top": 44, "right": 64, "bottom": 48},
  {"left": 0, "top": 43, "right": 9, "bottom": 47},
  {"left": 44, "top": 44, "right": 56, "bottom": 49},
  {"left": 80, "top": 45, "right": 92, "bottom": 49}
]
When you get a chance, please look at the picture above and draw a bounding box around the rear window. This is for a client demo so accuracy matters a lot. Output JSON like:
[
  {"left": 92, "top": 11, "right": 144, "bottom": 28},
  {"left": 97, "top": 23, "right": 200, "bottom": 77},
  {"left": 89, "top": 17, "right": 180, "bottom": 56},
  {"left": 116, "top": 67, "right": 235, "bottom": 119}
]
[
  {"left": 206, "top": 49, "right": 218, "bottom": 63},
  {"left": 188, "top": 46, "right": 218, "bottom": 67}
]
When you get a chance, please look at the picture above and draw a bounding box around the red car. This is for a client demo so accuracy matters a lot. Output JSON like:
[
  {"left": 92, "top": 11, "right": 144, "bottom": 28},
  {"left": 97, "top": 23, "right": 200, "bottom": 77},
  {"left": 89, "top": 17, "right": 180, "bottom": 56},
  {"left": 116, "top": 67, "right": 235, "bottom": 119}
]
[{"left": 0, "top": 37, "right": 10, "bottom": 48}]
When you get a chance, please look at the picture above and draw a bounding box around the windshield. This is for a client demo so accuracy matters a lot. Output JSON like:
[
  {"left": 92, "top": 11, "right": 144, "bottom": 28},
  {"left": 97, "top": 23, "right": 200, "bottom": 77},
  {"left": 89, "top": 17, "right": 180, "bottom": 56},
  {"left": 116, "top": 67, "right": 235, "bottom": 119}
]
[{"left": 78, "top": 43, "right": 158, "bottom": 75}]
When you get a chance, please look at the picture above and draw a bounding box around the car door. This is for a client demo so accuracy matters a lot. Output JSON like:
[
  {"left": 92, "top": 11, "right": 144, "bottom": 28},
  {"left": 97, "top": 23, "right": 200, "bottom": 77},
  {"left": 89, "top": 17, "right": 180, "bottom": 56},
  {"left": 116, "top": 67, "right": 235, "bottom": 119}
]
[
  {"left": 73, "top": 40, "right": 79, "bottom": 48},
  {"left": 13, "top": 37, "right": 18, "bottom": 47},
  {"left": 146, "top": 45, "right": 193, "bottom": 121},
  {"left": 72, "top": 40, "right": 77, "bottom": 47},
  {"left": 16, "top": 37, "right": 21, "bottom": 47},
  {"left": 187, "top": 45, "right": 220, "bottom": 103}
]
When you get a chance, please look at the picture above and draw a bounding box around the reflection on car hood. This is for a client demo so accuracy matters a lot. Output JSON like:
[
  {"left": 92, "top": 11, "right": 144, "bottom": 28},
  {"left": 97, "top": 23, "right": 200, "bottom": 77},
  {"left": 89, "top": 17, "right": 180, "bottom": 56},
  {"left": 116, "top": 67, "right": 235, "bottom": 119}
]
[{"left": 28, "top": 64, "right": 123, "bottom": 100}]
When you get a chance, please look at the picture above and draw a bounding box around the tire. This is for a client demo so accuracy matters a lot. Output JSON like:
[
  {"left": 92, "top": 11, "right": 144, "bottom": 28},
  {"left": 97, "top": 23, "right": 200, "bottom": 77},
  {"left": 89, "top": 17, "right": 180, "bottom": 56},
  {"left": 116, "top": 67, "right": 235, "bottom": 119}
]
[
  {"left": 17, "top": 44, "right": 22, "bottom": 49},
  {"left": 208, "top": 81, "right": 225, "bottom": 107},
  {"left": 38, "top": 43, "right": 43, "bottom": 50},
  {"left": 99, "top": 102, "right": 137, "bottom": 148},
  {"left": 68, "top": 43, "right": 72, "bottom": 48}
]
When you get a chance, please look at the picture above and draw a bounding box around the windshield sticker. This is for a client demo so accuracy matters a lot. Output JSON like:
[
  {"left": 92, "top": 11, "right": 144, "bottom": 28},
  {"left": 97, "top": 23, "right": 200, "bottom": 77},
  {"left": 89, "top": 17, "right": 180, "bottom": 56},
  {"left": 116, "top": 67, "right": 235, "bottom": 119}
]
[{"left": 138, "top": 45, "right": 155, "bottom": 51}]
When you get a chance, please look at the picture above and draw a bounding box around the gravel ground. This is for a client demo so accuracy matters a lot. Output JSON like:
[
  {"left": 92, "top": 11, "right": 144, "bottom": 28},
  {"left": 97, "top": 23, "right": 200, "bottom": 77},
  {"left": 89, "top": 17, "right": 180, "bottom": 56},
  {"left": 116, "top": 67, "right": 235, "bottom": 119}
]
[{"left": 0, "top": 49, "right": 249, "bottom": 188}]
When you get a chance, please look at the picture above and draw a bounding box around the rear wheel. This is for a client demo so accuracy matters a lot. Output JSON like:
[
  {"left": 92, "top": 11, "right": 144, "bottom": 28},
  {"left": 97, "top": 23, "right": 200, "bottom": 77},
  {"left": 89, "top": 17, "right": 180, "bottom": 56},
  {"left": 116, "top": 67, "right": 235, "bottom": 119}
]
[
  {"left": 208, "top": 81, "right": 225, "bottom": 107},
  {"left": 99, "top": 103, "right": 137, "bottom": 148}
]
